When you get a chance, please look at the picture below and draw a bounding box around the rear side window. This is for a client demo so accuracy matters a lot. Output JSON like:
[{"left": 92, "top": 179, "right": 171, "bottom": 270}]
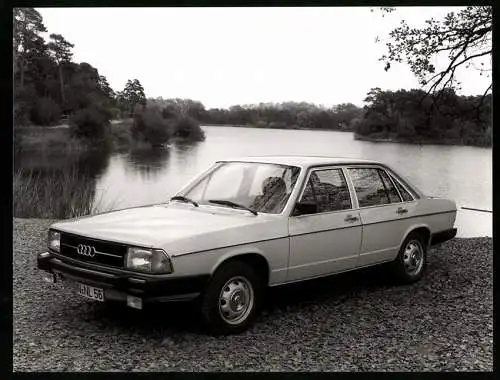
[
  {"left": 379, "top": 170, "right": 402, "bottom": 203},
  {"left": 390, "top": 175, "right": 414, "bottom": 202},
  {"left": 348, "top": 168, "right": 401, "bottom": 207}
]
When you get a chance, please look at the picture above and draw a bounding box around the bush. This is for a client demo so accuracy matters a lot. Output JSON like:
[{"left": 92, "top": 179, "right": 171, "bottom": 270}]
[
  {"left": 355, "top": 113, "right": 397, "bottom": 137},
  {"left": 132, "top": 108, "right": 171, "bottom": 145},
  {"left": 268, "top": 121, "right": 287, "bottom": 129},
  {"left": 104, "top": 121, "right": 132, "bottom": 149},
  {"left": 14, "top": 101, "right": 32, "bottom": 127},
  {"left": 108, "top": 107, "right": 121, "bottom": 120},
  {"left": 14, "top": 85, "right": 37, "bottom": 127},
  {"left": 482, "top": 126, "right": 492, "bottom": 147},
  {"left": 161, "top": 106, "right": 178, "bottom": 119},
  {"left": 352, "top": 118, "right": 372, "bottom": 136},
  {"left": 173, "top": 116, "right": 205, "bottom": 141},
  {"left": 30, "top": 97, "right": 61, "bottom": 126},
  {"left": 69, "top": 106, "right": 111, "bottom": 140}
]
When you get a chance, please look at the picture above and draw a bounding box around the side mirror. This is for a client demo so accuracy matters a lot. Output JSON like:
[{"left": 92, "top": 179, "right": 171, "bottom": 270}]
[{"left": 292, "top": 201, "right": 318, "bottom": 216}]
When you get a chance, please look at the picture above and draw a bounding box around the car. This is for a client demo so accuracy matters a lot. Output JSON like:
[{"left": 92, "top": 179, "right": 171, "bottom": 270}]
[{"left": 38, "top": 156, "right": 457, "bottom": 334}]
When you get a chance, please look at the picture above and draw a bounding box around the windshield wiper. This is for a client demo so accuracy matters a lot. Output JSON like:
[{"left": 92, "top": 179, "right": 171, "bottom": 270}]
[
  {"left": 170, "top": 195, "right": 199, "bottom": 207},
  {"left": 208, "top": 200, "right": 258, "bottom": 215}
]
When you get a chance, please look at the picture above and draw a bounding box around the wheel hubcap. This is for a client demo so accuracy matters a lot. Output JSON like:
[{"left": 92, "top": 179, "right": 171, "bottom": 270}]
[
  {"left": 403, "top": 240, "right": 424, "bottom": 276},
  {"left": 218, "top": 276, "right": 254, "bottom": 325}
]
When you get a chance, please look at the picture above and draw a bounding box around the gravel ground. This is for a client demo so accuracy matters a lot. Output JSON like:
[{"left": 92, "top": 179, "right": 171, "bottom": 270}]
[{"left": 13, "top": 218, "right": 493, "bottom": 372}]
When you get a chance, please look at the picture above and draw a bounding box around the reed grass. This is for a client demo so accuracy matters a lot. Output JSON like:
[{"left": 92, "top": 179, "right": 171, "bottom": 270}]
[{"left": 13, "top": 166, "right": 113, "bottom": 219}]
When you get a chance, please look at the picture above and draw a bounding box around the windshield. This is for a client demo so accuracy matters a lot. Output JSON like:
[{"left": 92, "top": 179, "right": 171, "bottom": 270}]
[{"left": 180, "top": 162, "right": 301, "bottom": 214}]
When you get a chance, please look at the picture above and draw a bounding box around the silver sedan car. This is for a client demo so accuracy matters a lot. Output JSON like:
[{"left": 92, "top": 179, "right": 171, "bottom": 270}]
[{"left": 38, "top": 156, "right": 457, "bottom": 334}]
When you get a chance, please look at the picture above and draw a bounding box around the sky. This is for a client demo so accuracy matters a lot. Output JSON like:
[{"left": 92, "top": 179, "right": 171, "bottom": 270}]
[{"left": 37, "top": 7, "right": 491, "bottom": 109}]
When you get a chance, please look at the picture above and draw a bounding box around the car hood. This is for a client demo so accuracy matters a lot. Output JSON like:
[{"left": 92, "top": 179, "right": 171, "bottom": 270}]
[{"left": 51, "top": 203, "right": 288, "bottom": 256}]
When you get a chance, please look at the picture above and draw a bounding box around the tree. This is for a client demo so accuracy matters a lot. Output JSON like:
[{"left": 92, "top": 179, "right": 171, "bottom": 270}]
[
  {"left": 98, "top": 75, "right": 115, "bottom": 99},
  {"left": 13, "top": 8, "right": 47, "bottom": 88},
  {"left": 379, "top": 6, "right": 492, "bottom": 103},
  {"left": 63, "top": 62, "right": 101, "bottom": 111},
  {"left": 119, "top": 79, "right": 147, "bottom": 117},
  {"left": 47, "top": 33, "right": 75, "bottom": 104},
  {"left": 333, "top": 103, "right": 364, "bottom": 127},
  {"left": 97, "top": 75, "right": 116, "bottom": 108},
  {"left": 13, "top": 9, "right": 119, "bottom": 127}
]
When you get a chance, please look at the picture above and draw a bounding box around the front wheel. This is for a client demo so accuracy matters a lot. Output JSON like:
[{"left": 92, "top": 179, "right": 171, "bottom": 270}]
[
  {"left": 389, "top": 232, "right": 427, "bottom": 284},
  {"left": 200, "top": 261, "right": 262, "bottom": 335}
]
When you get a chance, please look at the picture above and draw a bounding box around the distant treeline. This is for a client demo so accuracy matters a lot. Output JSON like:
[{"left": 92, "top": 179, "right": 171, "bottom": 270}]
[
  {"left": 148, "top": 89, "right": 492, "bottom": 147},
  {"left": 353, "top": 88, "right": 492, "bottom": 147},
  {"left": 148, "top": 98, "right": 365, "bottom": 131}
]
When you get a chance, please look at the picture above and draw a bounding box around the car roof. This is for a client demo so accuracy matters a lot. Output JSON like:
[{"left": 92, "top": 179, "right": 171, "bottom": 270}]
[
  {"left": 217, "top": 155, "right": 382, "bottom": 168},
  {"left": 215, "top": 155, "right": 423, "bottom": 197}
]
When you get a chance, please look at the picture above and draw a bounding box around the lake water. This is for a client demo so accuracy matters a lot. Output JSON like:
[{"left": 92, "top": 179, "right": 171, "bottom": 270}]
[{"left": 15, "top": 126, "right": 492, "bottom": 238}]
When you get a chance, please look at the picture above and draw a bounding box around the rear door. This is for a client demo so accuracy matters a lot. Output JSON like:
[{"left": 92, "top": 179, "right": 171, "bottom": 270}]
[
  {"left": 346, "top": 166, "right": 418, "bottom": 267},
  {"left": 287, "top": 166, "right": 362, "bottom": 282}
]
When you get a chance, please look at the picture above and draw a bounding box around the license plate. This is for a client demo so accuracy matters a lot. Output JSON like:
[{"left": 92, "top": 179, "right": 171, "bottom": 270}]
[{"left": 77, "top": 283, "right": 104, "bottom": 302}]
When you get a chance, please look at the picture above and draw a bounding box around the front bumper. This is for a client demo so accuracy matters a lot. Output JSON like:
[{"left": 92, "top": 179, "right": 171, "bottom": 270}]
[{"left": 37, "top": 251, "right": 209, "bottom": 305}]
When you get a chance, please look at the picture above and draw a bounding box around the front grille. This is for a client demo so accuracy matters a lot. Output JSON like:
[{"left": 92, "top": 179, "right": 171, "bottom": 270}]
[{"left": 59, "top": 232, "right": 127, "bottom": 268}]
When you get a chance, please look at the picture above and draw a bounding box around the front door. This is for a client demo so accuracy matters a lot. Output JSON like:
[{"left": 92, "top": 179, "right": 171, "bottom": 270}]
[{"left": 287, "top": 167, "right": 362, "bottom": 282}]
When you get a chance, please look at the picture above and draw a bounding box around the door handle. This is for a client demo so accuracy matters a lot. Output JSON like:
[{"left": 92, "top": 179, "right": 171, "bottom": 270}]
[
  {"left": 345, "top": 215, "right": 359, "bottom": 223},
  {"left": 397, "top": 207, "right": 408, "bottom": 215}
]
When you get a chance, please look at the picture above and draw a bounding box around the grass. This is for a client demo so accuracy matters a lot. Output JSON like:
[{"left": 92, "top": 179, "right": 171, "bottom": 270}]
[
  {"left": 13, "top": 166, "right": 113, "bottom": 219},
  {"left": 14, "top": 120, "right": 136, "bottom": 154},
  {"left": 15, "top": 127, "right": 87, "bottom": 154}
]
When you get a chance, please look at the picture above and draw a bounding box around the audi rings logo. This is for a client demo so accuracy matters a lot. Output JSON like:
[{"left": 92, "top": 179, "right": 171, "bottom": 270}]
[{"left": 77, "top": 244, "right": 96, "bottom": 257}]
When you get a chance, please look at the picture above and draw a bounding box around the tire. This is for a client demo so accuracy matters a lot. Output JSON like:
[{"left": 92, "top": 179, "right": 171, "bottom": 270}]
[
  {"left": 390, "top": 232, "right": 428, "bottom": 284},
  {"left": 199, "top": 261, "right": 263, "bottom": 335}
]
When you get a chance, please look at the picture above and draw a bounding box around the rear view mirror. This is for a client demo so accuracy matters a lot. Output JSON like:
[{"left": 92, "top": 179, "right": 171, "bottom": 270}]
[{"left": 293, "top": 202, "right": 318, "bottom": 216}]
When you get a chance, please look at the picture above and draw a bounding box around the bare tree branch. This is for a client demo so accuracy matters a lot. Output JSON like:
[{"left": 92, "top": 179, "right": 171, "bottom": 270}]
[{"left": 380, "top": 6, "right": 492, "bottom": 101}]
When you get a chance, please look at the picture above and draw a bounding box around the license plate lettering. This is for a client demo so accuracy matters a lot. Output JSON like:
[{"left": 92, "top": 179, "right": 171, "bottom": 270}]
[{"left": 77, "top": 283, "right": 104, "bottom": 302}]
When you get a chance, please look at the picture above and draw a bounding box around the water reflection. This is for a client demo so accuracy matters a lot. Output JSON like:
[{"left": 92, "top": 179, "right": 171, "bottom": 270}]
[
  {"left": 171, "top": 141, "right": 204, "bottom": 175},
  {"left": 14, "top": 150, "right": 109, "bottom": 177},
  {"left": 126, "top": 147, "right": 171, "bottom": 180}
]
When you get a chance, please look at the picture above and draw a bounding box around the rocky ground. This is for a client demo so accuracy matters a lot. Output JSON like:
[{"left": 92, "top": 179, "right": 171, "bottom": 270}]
[{"left": 13, "top": 218, "right": 493, "bottom": 371}]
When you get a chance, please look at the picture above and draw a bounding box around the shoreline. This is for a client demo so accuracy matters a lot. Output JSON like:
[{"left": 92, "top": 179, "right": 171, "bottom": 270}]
[
  {"left": 201, "top": 124, "right": 352, "bottom": 133},
  {"left": 353, "top": 133, "right": 492, "bottom": 148},
  {"left": 16, "top": 123, "right": 490, "bottom": 149}
]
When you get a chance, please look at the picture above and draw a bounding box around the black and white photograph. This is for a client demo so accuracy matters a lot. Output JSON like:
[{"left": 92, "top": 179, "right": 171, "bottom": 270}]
[{"left": 13, "top": 5, "right": 492, "bottom": 372}]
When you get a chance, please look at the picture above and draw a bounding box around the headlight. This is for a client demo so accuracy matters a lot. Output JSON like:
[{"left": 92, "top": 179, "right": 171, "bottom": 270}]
[
  {"left": 47, "top": 230, "right": 60, "bottom": 252},
  {"left": 125, "top": 247, "right": 173, "bottom": 274}
]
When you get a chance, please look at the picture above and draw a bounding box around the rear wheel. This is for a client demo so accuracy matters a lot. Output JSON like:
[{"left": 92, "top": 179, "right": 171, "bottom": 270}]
[
  {"left": 200, "top": 261, "right": 263, "bottom": 335},
  {"left": 390, "top": 232, "right": 427, "bottom": 284}
]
